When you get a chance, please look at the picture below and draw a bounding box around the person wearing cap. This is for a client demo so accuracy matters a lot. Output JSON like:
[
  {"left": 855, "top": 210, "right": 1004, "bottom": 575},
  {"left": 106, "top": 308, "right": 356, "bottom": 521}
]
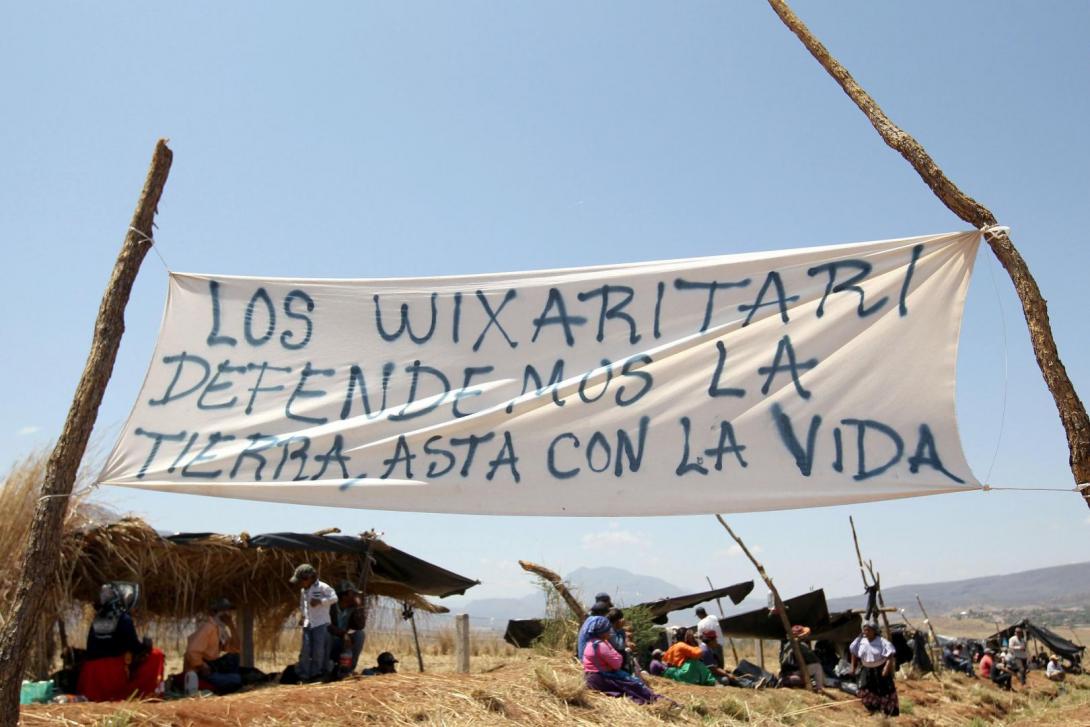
[
  {"left": 696, "top": 607, "right": 724, "bottom": 667},
  {"left": 575, "top": 593, "right": 614, "bottom": 661},
  {"left": 648, "top": 648, "right": 667, "bottom": 676},
  {"left": 1045, "top": 654, "right": 1065, "bottom": 682},
  {"left": 328, "top": 581, "right": 367, "bottom": 676},
  {"left": 184, "top": 598, "right": 242, "bottom": 693},
  {"left": 362, "top": 652, "right": 399, "bottom": 675},
  {"left": 991, "top": 650, "right": 1014, "bottom": 690},
  {"left": 849, "top": 621, "right": 899, "bottom": 716},
  {"left": 291, "top": 563, "right": 338, "bottom": 681}
]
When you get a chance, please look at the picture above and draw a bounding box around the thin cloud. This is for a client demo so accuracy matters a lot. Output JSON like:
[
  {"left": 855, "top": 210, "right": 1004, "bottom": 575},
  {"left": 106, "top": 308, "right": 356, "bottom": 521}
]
[
  {"left": 582, "top": 529, "right": 641, "bottom": 550},
  {"left": 17, "top": 425, "right": 40, "bottom": 436},
  {"left": 720, "top": 544, "right": 763, "bottom": 558}
]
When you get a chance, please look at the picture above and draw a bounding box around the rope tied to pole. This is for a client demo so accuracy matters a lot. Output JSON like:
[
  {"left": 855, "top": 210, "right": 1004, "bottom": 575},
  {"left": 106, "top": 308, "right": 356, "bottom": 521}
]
[{"left": 128, "top": 225, "right": 170, "bottom": 272}]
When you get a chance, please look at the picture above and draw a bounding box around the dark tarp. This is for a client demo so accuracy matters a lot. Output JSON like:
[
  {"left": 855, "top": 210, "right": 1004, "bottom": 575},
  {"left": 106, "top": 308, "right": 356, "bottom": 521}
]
[
  {"left": 164, "top": 531, "right": 479, "bottom": 598},
  {"left": 811, "top": 610, "right": 862, "bottom": 645},
  {"left": 643, "top": 581, "right": 754, "bottom": 624},
  {"left": 503, "top": 580, "right": 754, "bottom": 648},
  {"left": 504, "top": 619, "right": 546, "bottom": 648},
  {"left": 988, "top": 619, "right": 1085, "bottom": 664},
  {"left": 719, "top": 589, "right": 831, "bottom": 640}
]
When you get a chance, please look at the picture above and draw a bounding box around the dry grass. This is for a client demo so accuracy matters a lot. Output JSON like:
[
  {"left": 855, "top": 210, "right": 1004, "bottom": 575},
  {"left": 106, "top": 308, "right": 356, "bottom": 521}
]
[{"left": 23, "top": 654, "right": 1090, "bottom": 726}]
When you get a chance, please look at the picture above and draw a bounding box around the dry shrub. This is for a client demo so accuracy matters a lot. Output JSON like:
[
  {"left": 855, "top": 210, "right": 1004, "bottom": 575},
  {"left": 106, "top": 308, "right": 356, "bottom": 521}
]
[
  {"left": 533, "top": 664, "right": 589, "bottom": 707},
  {"left": 471, "top": 688, "right": 508, "bottom": 716},
  {"left": 718, "top": 695, "right": 749, "bottom": 721}
]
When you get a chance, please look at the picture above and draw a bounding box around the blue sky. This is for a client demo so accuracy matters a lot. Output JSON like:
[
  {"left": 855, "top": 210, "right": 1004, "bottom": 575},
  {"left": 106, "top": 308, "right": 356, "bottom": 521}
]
[{"left": 2, "top": 1, "right": 1088, "bottom": 608}]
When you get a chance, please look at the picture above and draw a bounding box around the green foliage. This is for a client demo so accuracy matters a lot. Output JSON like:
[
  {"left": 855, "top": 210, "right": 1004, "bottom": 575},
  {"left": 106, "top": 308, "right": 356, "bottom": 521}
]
[
  {"left": 532, "top": 577, "right": 579, "bottom": 654},
  {"left": 621, "top": 604, "right": 661, "bottom": 656}
]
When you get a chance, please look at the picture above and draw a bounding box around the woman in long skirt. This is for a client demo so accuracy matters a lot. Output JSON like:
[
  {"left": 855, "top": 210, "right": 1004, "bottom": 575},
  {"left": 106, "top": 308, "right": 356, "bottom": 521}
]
[
  {"left": 849, "top": 621, "right": 899, "bottom": 717},
  {"left": 581, "top": 615, "right": 661, "bottom": 704}
]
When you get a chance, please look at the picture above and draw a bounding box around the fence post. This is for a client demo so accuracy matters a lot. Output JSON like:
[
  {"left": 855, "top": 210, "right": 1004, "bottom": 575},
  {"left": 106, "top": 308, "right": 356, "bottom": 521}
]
[
  {"left": 240, "top": 606, "right": 255, "bottom": 668},
  {"left": 454, "top": 614, "right": 470, "bottom": 673}
]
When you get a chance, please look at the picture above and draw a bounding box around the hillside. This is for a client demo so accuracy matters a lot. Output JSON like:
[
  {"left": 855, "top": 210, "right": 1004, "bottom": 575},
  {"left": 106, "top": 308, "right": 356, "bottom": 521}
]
[{"left": 826, "top": 561, "right": 1090, "bottom": 618}]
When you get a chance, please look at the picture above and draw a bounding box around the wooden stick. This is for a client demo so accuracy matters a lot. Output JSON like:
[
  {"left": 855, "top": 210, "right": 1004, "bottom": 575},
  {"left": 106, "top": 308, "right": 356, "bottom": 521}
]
[
  {"left": 518, "top": 560, "right": 586, "bottom": 621},
  {"left": 766, "top": 0, "right": 1090, "bottom": 506},
  {"left": 849, "top": 517, "right": 891, "bottom": 640},
  {"left": 408, "top": 608, "right": 425, "bottom": 673},
  {"left": 0, "top": 139, "right": 173, "bottom": 725},
  {"left": 706, "top": 575, "right": 740, "bottom": 664},
  {"left": 714, "top": 515, "right": 819, "bottom": 692},
  {"left": 915, "top": 594, "right": 943, "bottom": 668}
]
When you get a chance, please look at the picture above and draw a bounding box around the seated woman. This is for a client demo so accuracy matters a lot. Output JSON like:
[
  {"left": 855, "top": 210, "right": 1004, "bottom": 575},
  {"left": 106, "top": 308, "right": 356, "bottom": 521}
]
[
  {"left": 78, "top": 583, "right": 165, "bottom": 702},
  {"left": 581, "top": 616, "right": 661, "bottom": 704},
  {"left": 661, "top": 628, "right": 716, "bottom": 686}
]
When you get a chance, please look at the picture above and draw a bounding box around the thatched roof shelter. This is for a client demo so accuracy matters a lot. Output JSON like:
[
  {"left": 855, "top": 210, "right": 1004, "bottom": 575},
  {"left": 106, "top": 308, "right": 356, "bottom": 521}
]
[{"left": 63, "top": 517, "right": 477, "bottom": 638}]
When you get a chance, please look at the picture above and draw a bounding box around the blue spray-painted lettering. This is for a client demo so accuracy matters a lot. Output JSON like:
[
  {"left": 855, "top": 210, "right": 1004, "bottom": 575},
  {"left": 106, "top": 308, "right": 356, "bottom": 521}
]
[
  {"left": 739, "top": 271, "right": 799, "bottom": 327},
  {"left": 673, "top": 278, "right": 751, "bottom": 332},
  {"left": 485, "top": 431, "right": 520, "bottom": 482},
  {"left": 340, "top": 362, "right": 395, "bottom": 420},
  {"left": 285, "top": 363, "right": 335, "bottom": 425},
  {"left": 807, "top": 259, "right": 888, "bottom": 318},
  {"left": 759, "top": 335, "right": 818, "bottom": 400},
  {"left": 206, "top": 280, "right": 237, "bottom": 347},
  {"left": 389, "top": 361, "right": 451, "bottom": 422},
  {"left": 708, "top": 341, "right": 745, "bottom": 398},
  {"left": 614, "top": 416, "right": 649, "bottom": 477},
  {"left": 578, "top": 359, "right": 613, "bottom": 404},
  {"left": 615, "top": 355, "right": 653, "bottom": 407},
  {"left": 547, "top": 432, "right": 580, "bottom": 479},
  {"left": 148, "top": 352, "right": 211, "bottom": 406},
  {"left": 197, "top": 360, "right": 246, "bottom": 410},
  {"left": 280, "top": 289, "right": 315, "bottom": 350},
  {"left": 531, "top": 288, "right": 587, "bottom": 346},
  {"left": 311, "top": 434, "right": 352, "bottom": 480},
  {"left": 586, "top": 431, "right": 612, "bottom": 473},
  {"left": 244, "top": 288, "right": 276, "bottom": 346},
  {"left": 380, "top": 436, "right": 416, "bottom": 479},
  {"left": 453, "top": 365, "right": 494, "bottom": 418},
  {"left": 505, "top": 360, "right": 566, "bottom": 413},
  {"left": 841, "top": 418, "right": 903, "bottom": 481},
  {"left": 245, "top": 362, "right": 291, "bottom": 415},
  {"left": 899, "top": 244, "right": 924, "bottom": 316},
  {"left": 771, "top": 403, "right": 821, "bottom": 476},
  {"left": 473, "top": 289, "right": 519, "bottom": 351},
  {"left": 449, "top": 432, "right": 495, "bottom": 477},
  {"left": 577, "top": 284, "right": 641, "bottom": 344},
  {"left": 908, "top": 423, "right": 966, "bottom": 483},
  {"left": 229, "top": 432, "right": 278, "bottom": 480},
  {"left": 703, "top": 421, "right": 748, "bottom": 470},
  {"left": 424, "top": 436, "right": 456, "bottom": 478},
  {"left": 133, "top": 427, "right": 187, "bottom": 479},
  {"left": 374, "top": 293, "right": 439, "bottom": 344},
  {"left": 675, "top": 416, "right": 708, "bottom": 476},
  {"left": 273, "top": 436, "right": 310, "bottom": 481},
  {"left": 181, "top": 432, "right": 236, "bottom": 479}
]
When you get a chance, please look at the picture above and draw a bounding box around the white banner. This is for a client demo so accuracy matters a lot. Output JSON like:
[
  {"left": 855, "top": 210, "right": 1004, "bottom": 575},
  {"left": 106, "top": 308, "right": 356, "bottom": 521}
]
[{"left": 100, "top": 231, "right": 982, "bottom": 515}]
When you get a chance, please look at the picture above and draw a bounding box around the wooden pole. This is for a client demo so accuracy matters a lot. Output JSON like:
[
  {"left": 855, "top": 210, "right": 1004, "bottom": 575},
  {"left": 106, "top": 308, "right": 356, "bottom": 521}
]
[
  {"left": 766, "top": 0, "right": 1090, "bottom": 507},
  {"left": 0, "top": 139, "right": 172, "bottom": 726},
  {"left": 409, "top": 610, "right": 425, "bottom": 673},
  {"left": 714, "top": 515, "right": 819, "bottom": 692},
  {"left": 518, "top": 560, "right": 586, "bottom": 621},
  {"left": 706, "top": 575, "right": 740, "bottom": 664},
  {"left": 915, "top": 594, "right": 943, "bottom": 668},
  {"left": 849, "top": 517, "right": 892, "bottom": 640},
  {"left": 454, "top": 613, "right": 470, "bottom": 674},
  {"left": 240, "top": 606, "right": 255, "bottom": 669}
]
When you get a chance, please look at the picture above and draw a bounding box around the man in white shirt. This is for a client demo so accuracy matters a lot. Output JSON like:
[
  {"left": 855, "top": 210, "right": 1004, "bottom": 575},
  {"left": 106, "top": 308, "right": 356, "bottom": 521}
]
[
  {"left": 1007, "top": 627, "right": 1028, "bottom": 686},
  {"left": 291, "top": 563, "right": 338, "bottom": 680},
  {"left": 1045, "top": 654, "right": 1065, "bottom": 682}
]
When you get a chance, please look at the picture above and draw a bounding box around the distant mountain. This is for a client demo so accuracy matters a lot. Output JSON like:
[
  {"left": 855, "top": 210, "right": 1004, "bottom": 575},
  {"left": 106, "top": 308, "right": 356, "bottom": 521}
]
[
  {"left": 451, "top": 566, "right": 691, "bottom": 628},
  {"left": 826, "top": 561, "right": 1090, "bottom": 617}
]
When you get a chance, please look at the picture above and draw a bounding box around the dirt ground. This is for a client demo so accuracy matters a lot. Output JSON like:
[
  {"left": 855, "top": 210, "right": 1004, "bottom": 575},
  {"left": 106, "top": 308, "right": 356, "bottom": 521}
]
[{"left": 21, "top": 653, "right": 1090, "bottom": 727}]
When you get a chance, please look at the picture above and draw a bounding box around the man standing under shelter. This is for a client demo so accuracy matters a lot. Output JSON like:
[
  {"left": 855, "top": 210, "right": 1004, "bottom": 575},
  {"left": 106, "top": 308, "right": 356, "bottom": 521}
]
[{"left": 291, "top": 563, "right": 338, "bottom": 681}]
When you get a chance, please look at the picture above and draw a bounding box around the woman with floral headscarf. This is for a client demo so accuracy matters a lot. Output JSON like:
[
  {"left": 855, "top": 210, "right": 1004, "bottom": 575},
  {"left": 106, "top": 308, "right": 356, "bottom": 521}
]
[{"left": 581, "top": 615, "right": 661, "bottom": 704}]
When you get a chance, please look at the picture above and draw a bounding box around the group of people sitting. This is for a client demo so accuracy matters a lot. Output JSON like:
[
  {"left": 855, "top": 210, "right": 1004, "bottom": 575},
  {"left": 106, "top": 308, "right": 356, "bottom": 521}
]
[
  {"left": 70, "top": 566, "right": 401, "bottom": 703},
  {"left": 942, "top": 626, "right": 1070, "bottom": 691}
]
